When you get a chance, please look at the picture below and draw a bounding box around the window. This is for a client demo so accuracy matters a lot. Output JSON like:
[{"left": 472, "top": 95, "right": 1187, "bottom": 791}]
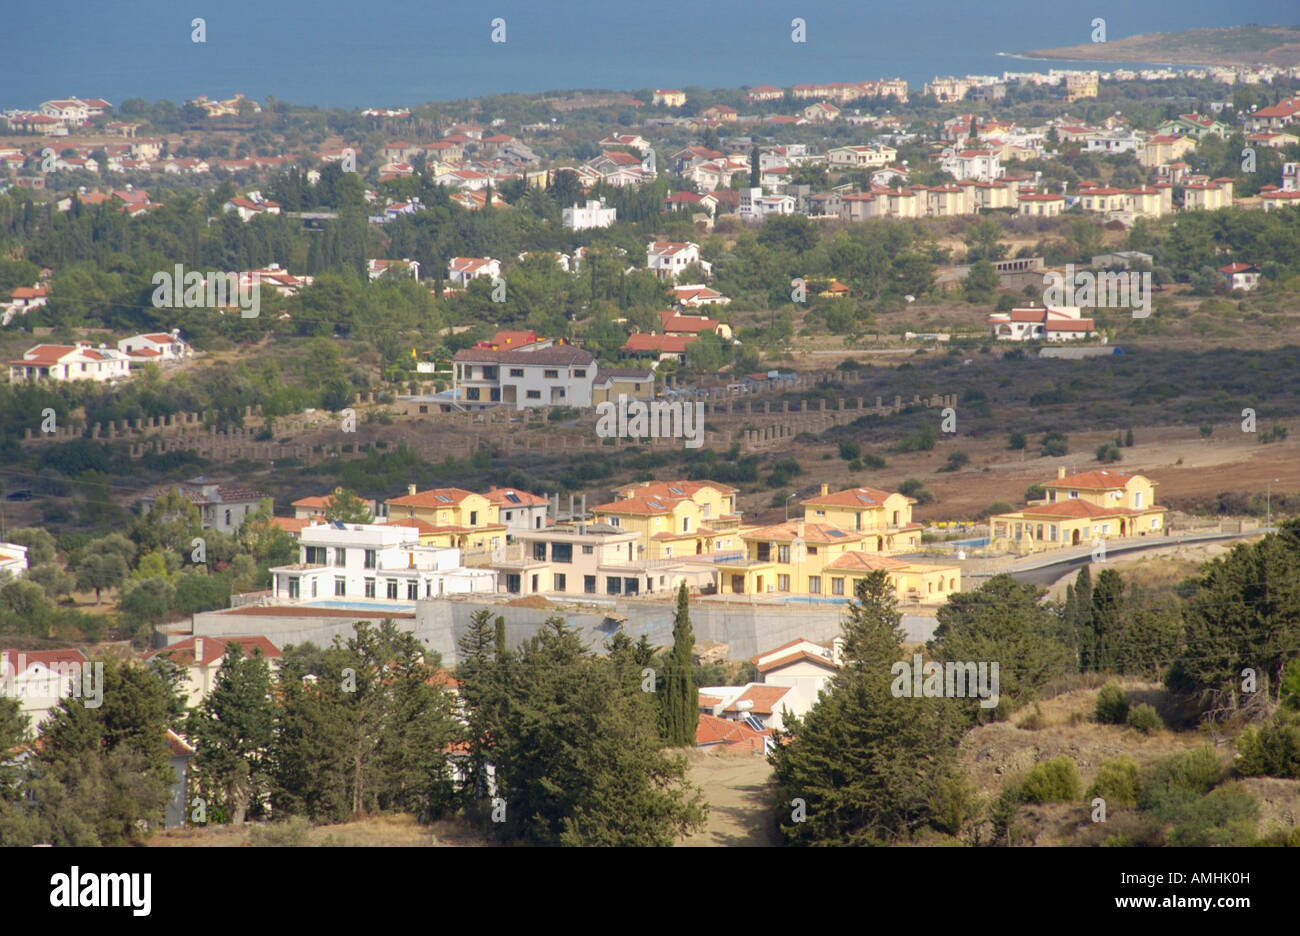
[
  {"left": 408, "top": 582, "right": 419, "bottom": 600},
  {"left": 664, "top": 546, "right": 673, "bottom": 558},
  {"left": 470, "top": 511, "right": 478, "bottom": 525},
  {"left": 364, "top": 549, "right": 377, "bottom": 569},
  {"left": 756, "top": 543, "right": 771, "bottom": 561},
  {"left": 1134, "top": 491, "right": 1143, "bottom": 508},
  {"left": 364, "top": 578, "right": 376, "bottom": 598},
  {"left": 809, "top": 576, "right": 821, "bottom": 595},
  {"left": 606, "top": 577, "right": 622, "bottom": 595},
  {"left": 777, "top": 574, "right": 790, "bottom": 592},
  {"left": 552, "top": 543, "right": 573, "bottom": 563},
  {"left": 526, "top": 390, "right": 541, "bottom": 400},
  {"left": 335, "top": 548, "right": 346, "bottom": 566},
  {"left": 1101, "top": 522, "right": 1111, "bottom": 535},
  {"left": 387, "top": 580, "right": 398, "bottom": 599},
  {"left": 574, "top": 368, "right": 586, "bottom": 377},
  {"left": 807, "top": 546, "right": 818, "bottom": 555},
  {"left": 624, "top": 577, "right": 639, "bottom": 595},
  {"left": 544, "top": 369, "right": 559, "bottom": 379},
  {"left": 288, "top": 577, "right": 300, "bottom": 598},
  {"left": 509, "top": 368, "right": 524, "bottom": 377},
  {"left": 1069, "top": 490, "right": 1079, "bottom": 499},
  {"left": 1035, "top": 524, "right": 1044, "bottom": 540},
  {"left": 225, "top": 509, "right": 232, "bottom": 526},
  {"left": 306, "top": 546, "right": 328, "bottom": 565},
  {"left": 310, "top": 578, "right": 318, "bottom": 598},
  {"left": 467, "top": 388, "right": 481, "bottom": 401},
  {"left": 335, "top": 577, "right": 346, "bottom": 596},
  {"left": 1049, "top": 525, "right": 1058, "bottom": 541},
  {"left": 582, "top": 545, "right": 594, "bottom": 555},
  {"left": 506, "top": 574, "right": 521, "bottom": 594},
  {"left": 533, "top": 542, "right": 547, "bottom": 561},
  {"left": 832, "top": 577, "right": 844, "bottom": 596},
  {"left": 531, "top": 574, "right": 539, "bottom": 592},
  {"left": 584, "top": 575, "right": 596, "bottom": 594},
  {"left": 778, "top": 545, "right": 790, "bottom": 563},
  {"left": 554, "top": 573, "right": 566, "bottom": 592},
  {"left": 1150, "top": 518, "right": 1159, "bottom": 529},
  {"left": 682, "top": 516, "right": 691, "bottom": 533}
]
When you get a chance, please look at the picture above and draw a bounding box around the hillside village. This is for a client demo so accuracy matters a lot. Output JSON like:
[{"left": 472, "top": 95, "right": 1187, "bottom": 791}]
[{"left": 3, "top": 49, "right": 1300, "bottom": 856}]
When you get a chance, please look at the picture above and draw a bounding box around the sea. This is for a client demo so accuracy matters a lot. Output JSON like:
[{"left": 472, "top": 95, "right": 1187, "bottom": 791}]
[{"left": 5, "top": 0, "right": 1297, "bottom": 110}]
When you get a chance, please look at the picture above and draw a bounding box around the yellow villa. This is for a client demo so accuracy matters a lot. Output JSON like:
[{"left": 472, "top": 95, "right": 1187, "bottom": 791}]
[
  {"left": 712, "top": 520, "right": 959, "bottom": 604},
  {"left": 990, "top": 468, "right": 1166, "bottom": 553},
  {"left": 799, "top": 483, "right": 922, "bottom": 552},
  {"left": 383, "top": 485, "right": 507, "bottom": 552},
  {"left": 591, "top": 480, "right": 743, "bottom": 559}
]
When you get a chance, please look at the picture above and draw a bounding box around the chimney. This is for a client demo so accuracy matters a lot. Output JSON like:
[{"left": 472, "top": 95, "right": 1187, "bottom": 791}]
[
  {"left": 820, "top": 483, "right": 829, "bottom": 496},
  {"left": 408, "top": 483, "right": 417, "bottom": 496},
  {"left": 795, "top": 521, "right": 805, "bottom": 537},
  {"left": 1057, "top": 467, "right": 1067, "bottom": 480},
  {"left": 193, "top": 638, "right": 204, "bottom": 665}
]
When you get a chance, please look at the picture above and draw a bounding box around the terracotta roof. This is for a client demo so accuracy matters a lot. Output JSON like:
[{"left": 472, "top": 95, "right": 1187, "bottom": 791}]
[
  {"left": 146, "top": 634, "right": 281, "bottom": 667},
  {"left": 387, "top": 487, "right": 479, "bottom": 507},
  {"left": 802, "top": 486, "right": 896, "bottom": 508},
  {"left": 743, "top": 521, "right": 864, "bottom": 544},
  {"left": 755, "top": 649, "right": 840, "bottom": 675},
  {"left": 1044, "top": 469, "right": 1139, "bottom": 490},
  {"left": 696, "top": 712, "right": 769, "bottom": 746},
  {"left": 270, "top": 517, "right": 310, "bottom": 535},
  {"left": 621, "top": 333, "right": 697, "bottom": 354},
  {"left": 484, "top": 487, "right": 547, "bottom": 507},
  {"left": 723, "top": 684, "right": 791, "bottom": 715},
  {"left": 824, "top": 552, "right": 909, "bottom": 571},
  {"left": 1013, "top": 500, "right": 1140, "bottom": 519}
]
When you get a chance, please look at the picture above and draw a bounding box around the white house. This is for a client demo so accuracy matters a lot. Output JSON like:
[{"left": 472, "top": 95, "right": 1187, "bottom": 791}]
[
  {"left": 827, "top": 145, "right": 896, "bottom": 169},
  {"left": 368, "top": 258, "right": 420, "bottom": 281},
  {"left": 748, "top": 637, "right": 843, "bottom": 720},
  {"left": 562, "top": 199, "right": 617, "bottom": 230},
  {"left": 2, "top": 285, "right": 46, "bottom": 327},
  {"left": 1282, "top": 162, "right": 1298, "bottom": 192},
  {"left": 145, "top": 636, "right": 282, "bottom": 709},
  {"left": 269, "top": 522, "right": 494, "bottom": 603},
  {"left": 0, "top": 543, "right": 29, "bottom": 579},
  {"left": 987, "top": 305, "right": 1096, "bottom": 341},
  {"left": 117, "top": 330, "right": 190, "bottom": 365},
  {"left": 1219, "top": 263, "right": 1260, "bottom": 291},
  {"left": 8, "top": 342, "right": 131, "bottom": 383},
  {"left": 484, "top": 487, "right": 550, "bottom": 539},
  {"left": 447, "top": 257, "right": 501, "bottom": 287},
  {"left": 0, "top": 649, "right": 91, "bottom": 732},
  {"left": 738, "top": 188, "right": 796, "bottom": 219},
  {"left": 940, "top": 149, "right": 1003, "bottom": 182},
  {"left": 452, "top": 344, "right": 596, "bottom": 409},
  {"left": 646, "top": 241, "right": 709, "bottom": 281}
]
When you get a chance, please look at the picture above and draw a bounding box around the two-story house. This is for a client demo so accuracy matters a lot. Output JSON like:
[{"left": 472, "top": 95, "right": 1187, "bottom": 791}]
[{"left": 990, "top": 468, "right": 1166, "bottom": 553}]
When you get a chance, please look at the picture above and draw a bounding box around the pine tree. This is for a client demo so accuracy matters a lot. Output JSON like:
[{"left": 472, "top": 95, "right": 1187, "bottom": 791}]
[
  {"left": 662, "top": 584, "right": 698, "bottom": 746},
  {"left": 1090, "top": 568, "right": 1126, "bottom": 672},
  {"left": 187, "top": 641, "right": 276, "bottom": 822},
  {"left": 770, "top": 571, "right": 965, "bottom": 845},
  {"left": 1074, "top": 565, "right": 1095, "bottom": 670},
  {"left": 457, "top": 609, "right": 502, "bottom": 803}
]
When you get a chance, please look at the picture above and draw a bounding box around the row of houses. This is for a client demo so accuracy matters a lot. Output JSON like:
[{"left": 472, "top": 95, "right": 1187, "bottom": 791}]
[{"left": 8, "top": 332, "right": 190, "bottom": 384}]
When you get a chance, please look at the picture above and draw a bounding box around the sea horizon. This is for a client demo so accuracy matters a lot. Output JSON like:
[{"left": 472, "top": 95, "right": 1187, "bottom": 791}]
[{"left": 5, "top": 0, "right": 1296, "bottom": 111}]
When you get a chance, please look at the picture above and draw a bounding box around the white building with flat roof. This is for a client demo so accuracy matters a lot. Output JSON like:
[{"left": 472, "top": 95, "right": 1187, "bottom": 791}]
[
  {"left": 270, "top": 522, "right": 494, "bottom": 603},
  {"left": 562, "top": 199, "right": 617, "bottom": 230}
]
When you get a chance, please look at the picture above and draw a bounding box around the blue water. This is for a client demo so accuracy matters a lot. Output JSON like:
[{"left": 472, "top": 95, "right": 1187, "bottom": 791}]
[
  {"left": 302, "top": 600, "right": 417, "bottom": 613},
  {"left": 6, "top": 1, "right": 1295, "bottom": 110},
  {"left": 949, "top": 537, "right": 991, "bottom": 548}
]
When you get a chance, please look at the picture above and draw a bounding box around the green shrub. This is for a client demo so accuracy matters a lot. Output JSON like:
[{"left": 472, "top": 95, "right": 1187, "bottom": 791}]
[
  {"left": 929, "top": 775, "right": 979, "bottom": 836},
  {"left": 1086, "top": 756, "right": 1140, "bottom": 807},
  {"left": 1095, "top": 442, "right": 1122, "bottom": 463},
  {"left": 249, "top": 816, "right": 312, "bottom": 846},
  {"left": 1020, "top": 756, "right": 1081, "bottom": 804},
  {"left": 838, "top": 440, "right": 861, "bottom": 461},
  {"left": 1007, "top": 431, "right": 1027, "bottom": 450},
  {"left": 1139, "top": 746, "right": 1222, "bottom": 819},
  {"left": 1166, "top": 782, "right": 1259, "bottom": 847},
  {"left": 1127, "top": 703, "right": 1164, "bottom": 734},
  {"left": 1234, "top": 710, "right": 1300, "bottom": 778},
  {"left": 859, "top": 453, "right": 886, "bottom": 469},
  {"left": 1094, "top": 683, "right": 1129, "bottom": 724},
  {"left": 1040, "top": 431, "right": 1069, "bottom": 457}
]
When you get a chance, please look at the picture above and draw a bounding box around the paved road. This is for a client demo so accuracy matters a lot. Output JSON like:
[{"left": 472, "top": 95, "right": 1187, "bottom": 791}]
[{"left": 965, "top": 529, "right": 1268, "bottom": 587}]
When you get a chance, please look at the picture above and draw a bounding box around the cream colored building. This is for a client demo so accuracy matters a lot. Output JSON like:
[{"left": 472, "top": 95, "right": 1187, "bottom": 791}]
[{"left": 990, "top": 468, "right": 1166, "bottom": 553}]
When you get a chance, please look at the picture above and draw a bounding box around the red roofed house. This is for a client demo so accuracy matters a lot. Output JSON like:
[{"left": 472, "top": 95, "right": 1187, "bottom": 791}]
[
  {"left": 620, "top": 332, "right": 697, "bottom": 365},
  {"left": 447, "top": 257, "right": 501, "bottom": 287},
  {"left": 1219, "top": 263, "right": 1260, "bottom": 291},
  {"left": 140, "top": 476, "right": 271, "bottom": 536},
  {"left": 749, "top": 638, "right": 842, "bottom": 717},
  {"left": 990, "top": 467, "right": 1165, "bottom": 553},
  {"left": 147, "top": 636, "right": 282, "bottom": 708},
  {"left": 987, "top": 305, "right": 1096, "bottom": 342},
  {"left": 646, "top": 241, "right": 709, "bottom": 281},
  {"left": 483, "top": 486, "right": 550, "bottom": 538},
  {"left": 657, "top": 308, "right": 732, "bottom": 340},
  {"left": 695, "top": 712, "right": 770, "bottom": 752},
  {"left": 9, "top": 342, "right": 131, "bottom": 384},
  {"left": 672, "top": 283, "right": 730, "bottom": 308},
  {"left": 117, "top": 330, "right": 190, "bottom": 365},
  {"left": 0, "top": 648, "right": 90, "bottom": 730}
]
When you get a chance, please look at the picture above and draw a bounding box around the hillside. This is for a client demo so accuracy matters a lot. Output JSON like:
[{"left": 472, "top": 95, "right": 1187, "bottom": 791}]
[{"left": 1021, "top": 24, "right": 1300, "bottom": 67}]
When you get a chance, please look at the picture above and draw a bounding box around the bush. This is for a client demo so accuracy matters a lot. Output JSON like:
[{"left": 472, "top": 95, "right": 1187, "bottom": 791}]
[
  {"left": 897, "top": 477, "right": 934, "bottom": 505},
  {"left": 1095, "top": 442, "right": 1122, "bottom": 463},
  {"left": 1040, "top": 431, "right": 1069, "bottom": 457},
  {"left": 1086, "top": 756, "right": 1140, "bottom": 807},
  {"left": 1095, "top": 683, "right": 1130, "bottom": 724},
  {"left": 1234, "top": 710, "right": 1300, "bottom": 778},
  {"left": 1127, "top": 703, "right": 1164, "bottom": 734},
  {"left": 1166, "top": 782, "right": 1260, "bottom": 847},
  {"left": 938, "top": 451, "right": 970, "bottom": 473},
  {"left": 985, "top": 500, "right": 1013, "bottom": 517},
  {"left": 1198, "top": 423, "right": 1214, "bottom": 438},
  {"left": 838, "top": 440, "right": 861, "bottom": 461},
  {"left": 1139, "top": 747, "right": 1221, "bottom": 819},
  {"left": 1007, "top": 431, "right": 1027, "bottom": 451},
  {"left": 1020, "top": 756, "right": 1081, "bottom": 804},
  {"left": 249, "top": 816, "right": 313, "bottom": 846},
  {"left": 860, "top": 453, "right": 886, "bottom": 469},
  {"left": 1024, "top": 483, "right": 1045, "bottom": 501}
]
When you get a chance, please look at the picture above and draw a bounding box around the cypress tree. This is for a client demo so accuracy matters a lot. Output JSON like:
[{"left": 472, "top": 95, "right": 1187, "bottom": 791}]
[
  {"left": 662, "top": 584, "right": 698, "bottom": 746},
  {"left": 1091, "top": 569, "right": 1126, "bottom": 672},
  {"left": 1075, "top": 565, "right": 1094, "bottom": 670}
]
